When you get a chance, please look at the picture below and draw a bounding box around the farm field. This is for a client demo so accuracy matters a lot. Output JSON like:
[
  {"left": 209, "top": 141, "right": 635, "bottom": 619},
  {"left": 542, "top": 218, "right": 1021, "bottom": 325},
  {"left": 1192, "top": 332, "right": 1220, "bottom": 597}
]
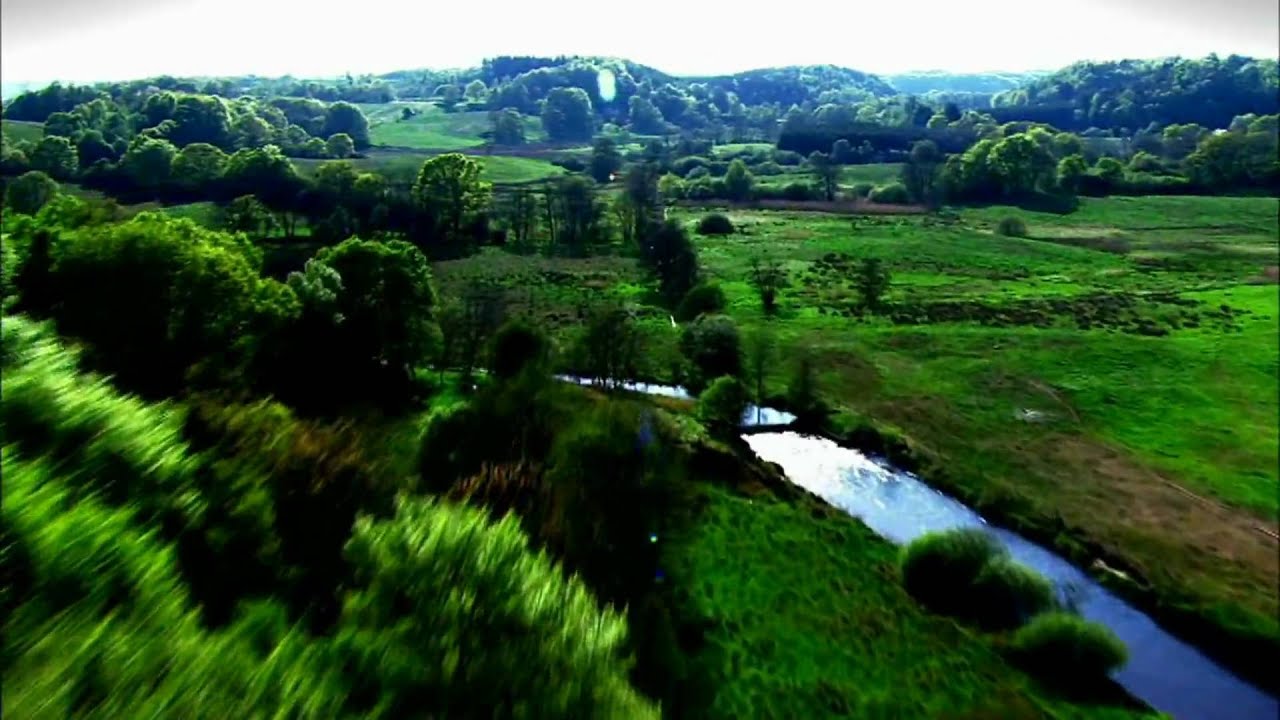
[
  {"left": 433, "top": 195, "right": 1280, "bottom": 666},
  {"left": 1, "top": 119, "right": 42, "bottom": 144},
  {"left": 362, "top": 102, "right": 548, "bottom": 149}
]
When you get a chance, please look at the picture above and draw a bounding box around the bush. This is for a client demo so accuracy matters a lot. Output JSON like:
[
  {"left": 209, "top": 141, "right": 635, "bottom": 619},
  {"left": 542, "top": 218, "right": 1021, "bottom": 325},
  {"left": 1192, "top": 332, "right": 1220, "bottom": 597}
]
[
  {"left": 900, "top": 528, "right": 1006, "bottom": 615},
  {"left": 868, "top": 182, "right": 910, "bottom": 204},
  {"left": 851, "top": 182, "right": 875, "bottom": 198},
  {"left": 782, "top": 181, "right": 817, "bottom": 201},
  {"left": 753, "top": 161, "right": 784, "bottom": 176},
  {"left": 686, "top": 166, "right": 710, "bottom": 180},
  {"left": 672, "top": 156, "right": 708, "bottom": 177},
  {"left": 695, "top": 213, "right": 735, "bottom": 236},
  {"left": 773, "top": 150, "right": 804, "bottom": 166},
  {"left": 698, "top": 375, "right": 749, "bottom": 431},
  {"left": 996, "top": 216, "right": 1028, "bottom": 237},
  {"left": 1010, "top": 612, "right": 1129, "bottom": 684},
  {"left": 675, "top": 282, "right": 727, "bottom": 322},
  {"left": 970, "top": 557, "right": 1057, "bottom": 630}
]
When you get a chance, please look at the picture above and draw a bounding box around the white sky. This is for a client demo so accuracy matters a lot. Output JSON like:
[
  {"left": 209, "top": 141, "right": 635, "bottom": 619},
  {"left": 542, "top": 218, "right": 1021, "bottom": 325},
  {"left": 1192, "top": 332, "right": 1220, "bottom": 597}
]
[{"left": 3, "top": 0, "right": 1278, "bottom": 85}]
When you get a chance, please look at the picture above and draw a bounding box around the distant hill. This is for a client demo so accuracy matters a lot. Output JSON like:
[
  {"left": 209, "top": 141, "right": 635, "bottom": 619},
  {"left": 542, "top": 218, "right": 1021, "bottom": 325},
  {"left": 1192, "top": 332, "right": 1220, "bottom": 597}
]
[
  {"left": 989, "top": 55, "right": 1280, "bottom": 131},
  {"left": 883, "top": 71, "right": 1049, "bottom": 95}
]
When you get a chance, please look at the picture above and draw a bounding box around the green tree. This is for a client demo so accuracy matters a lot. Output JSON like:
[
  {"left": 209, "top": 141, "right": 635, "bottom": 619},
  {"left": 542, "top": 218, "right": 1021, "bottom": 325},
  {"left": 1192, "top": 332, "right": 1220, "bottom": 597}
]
[
  {"left": 542, "top": 87, "right": 595, "bottom": 142},
  {"left": 642, "top": 218, "right": 700, "bottom": 303},
  {"left": 808, "top": 151, "right": 840, "bottom": 201},
  {"left": 1056, "top": 154, "right": 1088, "bottom": 195},
  {"left": 122, "top": 135, "right": 178, "bottom": 191},
  {"left": 679, "top": 314, "right": 742, "bottom": 388},
  {"left": 322, "top": 101, "right": 371, "bottom": 149},
  {"left": 463, "top": 79, "right": 488, "bottom": 102},
  {"left": 855, "top": 257, "right": 891, "bottom": 311},
  {"left": 745, "top": 325, "right": 776, "bottom": 404},
  {"left": 573, "top": 302, "right": 644, "bottom": 388},
  {"left": 168, "top": 94, "right": 233, "bottom": 147},
  {"left": 170, "top": 142, "right": 228, "bottom": 192},
  {"left": 589, "top": 136, "right": 623, "bottom": 183},
  {"left": 223, "top": 145, "right": 303, "bottom": 206},
  {"left": 989, "top": 133, "right": 1055, "bottom": 196},
  {"left": 412, "top": 153, "right": 492, "bottom": 246},
  {"left": 3, "top": 170, "right": 60, "bottom": 215},
  {"left": 232, "top": 112, "right": 273, "bottom": 149},
  {"left": 74, "top": 129, "right": 117, "bottom": 165},
  {"left": 698, "top": 375, "right": 749, "bottom": 432},
  {"left": 628, "top": 95, "right": 667, "bottom": 134},
  {"left": 326, "top": 132, "right": 355, "bottom": 159},
  {"left": 543, "top": 175, "right": 606, "bottom": 255},
  {"left": 489, "top": 108, "right": 526, "bottom": 145},
  {"left": 221, "top": 195, "right": 278, "bottom": 236},
  {"left": 724, "top": 158, "right": 755, "bottom": 201},
  {"left": 309, "top": 237, "right": 439, "bottom": 385},
  {"left": 748, "top": 255, "right": 785, "bottom": 315},
  {"left": 900, "top": 140, "right": 943, "bottom": 205},
  {"left": 28, "top": 136, "right": 78, "bottom": 179}
]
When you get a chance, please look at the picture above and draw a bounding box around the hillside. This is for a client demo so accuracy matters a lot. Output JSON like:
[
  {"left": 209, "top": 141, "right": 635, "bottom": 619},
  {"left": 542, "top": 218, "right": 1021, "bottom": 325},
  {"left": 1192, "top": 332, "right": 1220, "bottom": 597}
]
[{"left": 885, "top": 70, "right": 1049, "bottom": 95}]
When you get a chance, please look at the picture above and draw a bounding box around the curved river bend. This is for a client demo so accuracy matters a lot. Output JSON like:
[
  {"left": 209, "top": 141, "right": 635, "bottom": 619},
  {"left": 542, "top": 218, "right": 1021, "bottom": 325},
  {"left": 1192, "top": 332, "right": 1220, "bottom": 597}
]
[{"left": 561, "top": 376, "right": 1279, "bottom": 720}]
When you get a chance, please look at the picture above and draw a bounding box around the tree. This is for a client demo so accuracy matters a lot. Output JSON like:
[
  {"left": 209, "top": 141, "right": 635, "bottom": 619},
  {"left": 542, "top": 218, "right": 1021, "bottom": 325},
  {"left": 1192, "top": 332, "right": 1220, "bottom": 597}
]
[
  {"left": 543, "top": 176, "right": 605, "bottom": 256},
  {"left": 488, "top": 319, "right": 551, "bottom": 381},
  {"left": 808, "top": 151, "right": 840, "bottom": 201},
  {"left": 589, "top": 136, "right": 622, "bottom": 183},
  {"left": 901, "top": 140, "right": 943, "bottom": 205},
  {"left": 322, "top": 101, "right": 371, "bottom": 149},
  {"left": 724, "top": 159, "right": 755, "bottom": 201},
  {"left": 494, "top": 186, "right": 539, "bottom": 250},
  {"left": 170, "top": 142, "right": 228, "bottom": 192},
  {"left": 679, "top": 314, "right": 742, "bottom": 389},
  {"left": 74, "top": 129, "right": 117, "bottom": 165},
  {"left": 435, "top": 84, "right": 463, "bottom": 106},
  {"left": 437, "top": 282, "right": 505, "bottom": 384},
  {"left": 786, "top": 353, "right": 823, "bottom": 420},
  {"left": 542, "top": 87, "right": 595, "bottom": 142},
  {"left": 326, "top": 133, "right": 355, "bottom": 159},
  {"left": 4, "top": 170, "right": 60, "bottom": 215},
  {"left": 748, "top": 255, "right": 785, "bottom": 315},
  {"left": 989, "top": 133, "right": 1055, "bottom": 196},
  {"left": 412, "top": 153, "right": 492, "bottom": 247},
  {"left": 855, "top": 258, "right": 891, "bottom": 311},
  {"left": 122, "top": 136, "right": 178, "bottom": 191},
  {"left": 310, "top": 238, "right": 439, "bottom": 387},
  {"left": 628, "top": 95, "right": 667, "bottom": 135},
  {"left": 573, "top": 303, "right": 644, "bottom": 388},
  {"left": 463, "top": 79, "right": 488, "bottom": 102},
  {"left": 1094, "top": 156, "right": 1125, "bottom": 183},
  {"left": 29, "top": 136, "right": 78, "bottom": 179},
  {"left": 233, "top": 113, "right": 273, "bottom": 149},
  {"left": 489, "top": 108, "right": 526, "bottom": 145},
  {"left": 222, "top": 195, "right": 278, "bottom": 236},
  {"left": 1056, "top": 154, "right": 1088, "bottom": 195},
  {"left": 698, "top": 375, "right": 749, "bottom": 432},
  {"left": 745, "top": 325, "right": 776, "bottom": 405},
  {"left": 168, "top": 94, "right": 233, "bottom": 147},
  {"left": 642, "top": 219, "right": 700, "bottom": 303},
  {"left": 223, "top": 145, "right": 303, "bottom": 206}
]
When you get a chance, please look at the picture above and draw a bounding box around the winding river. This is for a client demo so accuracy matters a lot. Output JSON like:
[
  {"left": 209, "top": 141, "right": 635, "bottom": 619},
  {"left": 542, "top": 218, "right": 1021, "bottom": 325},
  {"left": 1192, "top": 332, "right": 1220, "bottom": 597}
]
[{"left": 564, "top": 375, "right": 1279, "bottom": 720}]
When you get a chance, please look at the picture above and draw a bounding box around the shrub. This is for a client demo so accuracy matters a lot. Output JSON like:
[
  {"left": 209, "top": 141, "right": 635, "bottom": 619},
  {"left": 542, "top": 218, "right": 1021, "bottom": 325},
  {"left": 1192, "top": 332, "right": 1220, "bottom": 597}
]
[
  {"left": 696, "top": 213, "right": 735, "bottom": 236},
  {"left": 851, "top": 182, "right": 875, "bottom": 198},
  {"left": 868, "top": 182, "right": 910, "bottom": 204},
  {"left": 1010, "top": 612, "right": 1128, "bottom": 684},
  {"left": 675, "top": 282, "right": 727, "bottom": 322},
  {"left": 773, "top": 150, "right": 804, "bottom": 166},
  {"left": 970, "top": 557, "right": 1057, "bottom": 630},
  {"left": 996, "top": 216, "right": 1028, "bottom": 237},
  {"left": 900, "top": 528, "right": 1006, "bottom": 615},
  {"left": 754, "top": 161, "right": 784, "bottom": 176},
  {"left": 673, "top": 156, "right": 708, "bottom": 177},
  {"left": 698, "top": 375, "right": 749, "bottom": 431},
  {"left": 685, "top": 165, "right": 710, "bottom": 180},
  {"left": 782, "top": 181, "right": 816, "bottom": 201}
]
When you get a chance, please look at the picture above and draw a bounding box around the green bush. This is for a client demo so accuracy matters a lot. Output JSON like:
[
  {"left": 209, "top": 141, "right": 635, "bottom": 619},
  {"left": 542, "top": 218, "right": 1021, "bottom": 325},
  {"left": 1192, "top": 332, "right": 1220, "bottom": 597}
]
[
  {"left": 970, "top": 557, "right": 1057, "bottom": 630},
  {"left": 1010, "top": 612, "right": 1129, "bottom": 684},
  {"left": 782, "top": 181, "right": 816, "bottom": 201},
  {"left": 488, "top": 319, "right": 551, "bottom": 380},
  {"left": 868, "top": 182, "right": 910, "bottom": 204},
  {"left": 696, "top": 213, "right": 735, "bottom": 236},
  {"left": 996, "top": 216, "right": 1028, "bottom": 237},
  {"left": 851, "top": 182, "right": 875, "bottom": 198},
  {"left": 675, "top": 282, "right": 727, "bottom": 322},
  {"left": 698, "top": 375, "right": 749, "bottom": 431},
  {"left": 899, "top": 528, "right": 1006, "bottom": 615}
]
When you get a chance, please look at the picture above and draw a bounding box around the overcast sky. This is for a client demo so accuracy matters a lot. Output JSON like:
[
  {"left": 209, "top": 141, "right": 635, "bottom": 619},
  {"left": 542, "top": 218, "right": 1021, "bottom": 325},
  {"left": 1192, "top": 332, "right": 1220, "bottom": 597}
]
[{"left": 3, "top": 0, "right": 1277, "bottom": 85}]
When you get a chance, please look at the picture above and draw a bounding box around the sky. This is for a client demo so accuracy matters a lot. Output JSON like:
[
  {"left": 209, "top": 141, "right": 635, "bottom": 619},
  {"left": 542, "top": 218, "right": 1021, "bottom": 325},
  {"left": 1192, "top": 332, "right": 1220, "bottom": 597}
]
[{"left": 2, "top": 0, "right": 1278, "bottom": 86}]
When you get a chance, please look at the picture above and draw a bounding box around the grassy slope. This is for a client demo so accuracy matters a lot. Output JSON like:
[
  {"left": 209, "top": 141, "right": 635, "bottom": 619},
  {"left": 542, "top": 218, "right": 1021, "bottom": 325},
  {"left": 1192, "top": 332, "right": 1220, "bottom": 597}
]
[
  {"left": 293, "top": 152, "right": 564, "bottom": 185},
  {"left": 1, "top": 119, "right": 43, "bottom": 145},
  {"left": 363, "top": 102, "right": 547, "bottom": 150},
  {"left": 670, "top": 483, "right": 1157, "bottom": 719}
]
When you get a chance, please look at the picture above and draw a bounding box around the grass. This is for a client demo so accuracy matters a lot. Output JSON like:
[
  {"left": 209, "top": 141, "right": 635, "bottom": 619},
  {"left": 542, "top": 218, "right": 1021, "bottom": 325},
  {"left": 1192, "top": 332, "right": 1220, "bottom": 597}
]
[
  {"left": 432, "top": 194, "right": 1280, "bottom": 686},
  {"left": 664, "top": 483, "right": 1156, "bottom": 719},
  {"left": 1, "top": 119, "right": 43, "bottom": 145},
  {"left": 363, "top": 102, "right": 547, "bottom": 150}
]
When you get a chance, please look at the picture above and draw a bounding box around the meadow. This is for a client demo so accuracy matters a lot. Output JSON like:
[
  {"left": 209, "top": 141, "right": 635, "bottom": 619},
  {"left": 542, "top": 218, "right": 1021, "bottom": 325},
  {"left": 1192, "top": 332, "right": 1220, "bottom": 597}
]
[
  {"left": 434, "top": 194, "right": 1280, "bottom": 675},
  {"left": 361, "top": 102, "right": 548, "bottom": 149},
  {"left": 294, "top": 149, "right": 565, "bottom": 185}
]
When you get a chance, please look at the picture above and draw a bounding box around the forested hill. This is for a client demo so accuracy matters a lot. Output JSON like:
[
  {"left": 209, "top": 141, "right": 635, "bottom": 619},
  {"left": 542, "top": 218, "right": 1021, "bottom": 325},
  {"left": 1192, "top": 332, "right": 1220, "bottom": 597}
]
[
  {"left": 884, "top": 71, "right": 1049, "bottom": 95},
  {"left": 990, "top": 55, "right": 1280, "bottom": 131}
]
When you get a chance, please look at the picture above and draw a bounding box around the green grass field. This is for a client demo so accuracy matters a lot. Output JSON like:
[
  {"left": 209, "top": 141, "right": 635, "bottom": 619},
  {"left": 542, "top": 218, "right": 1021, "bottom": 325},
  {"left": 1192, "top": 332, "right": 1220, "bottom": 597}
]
[
  {"left": 433, "top": 195, "right": 1280, "bottom": 674},
  {"left": 362, "top": 102, "right": 547, "bottom": 149},
  {"left": 1, "top": 119, "right": 43, "bottom": 145},
  {"left": 666, "top": 482, "right": 1156, "bottom": 719}
]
